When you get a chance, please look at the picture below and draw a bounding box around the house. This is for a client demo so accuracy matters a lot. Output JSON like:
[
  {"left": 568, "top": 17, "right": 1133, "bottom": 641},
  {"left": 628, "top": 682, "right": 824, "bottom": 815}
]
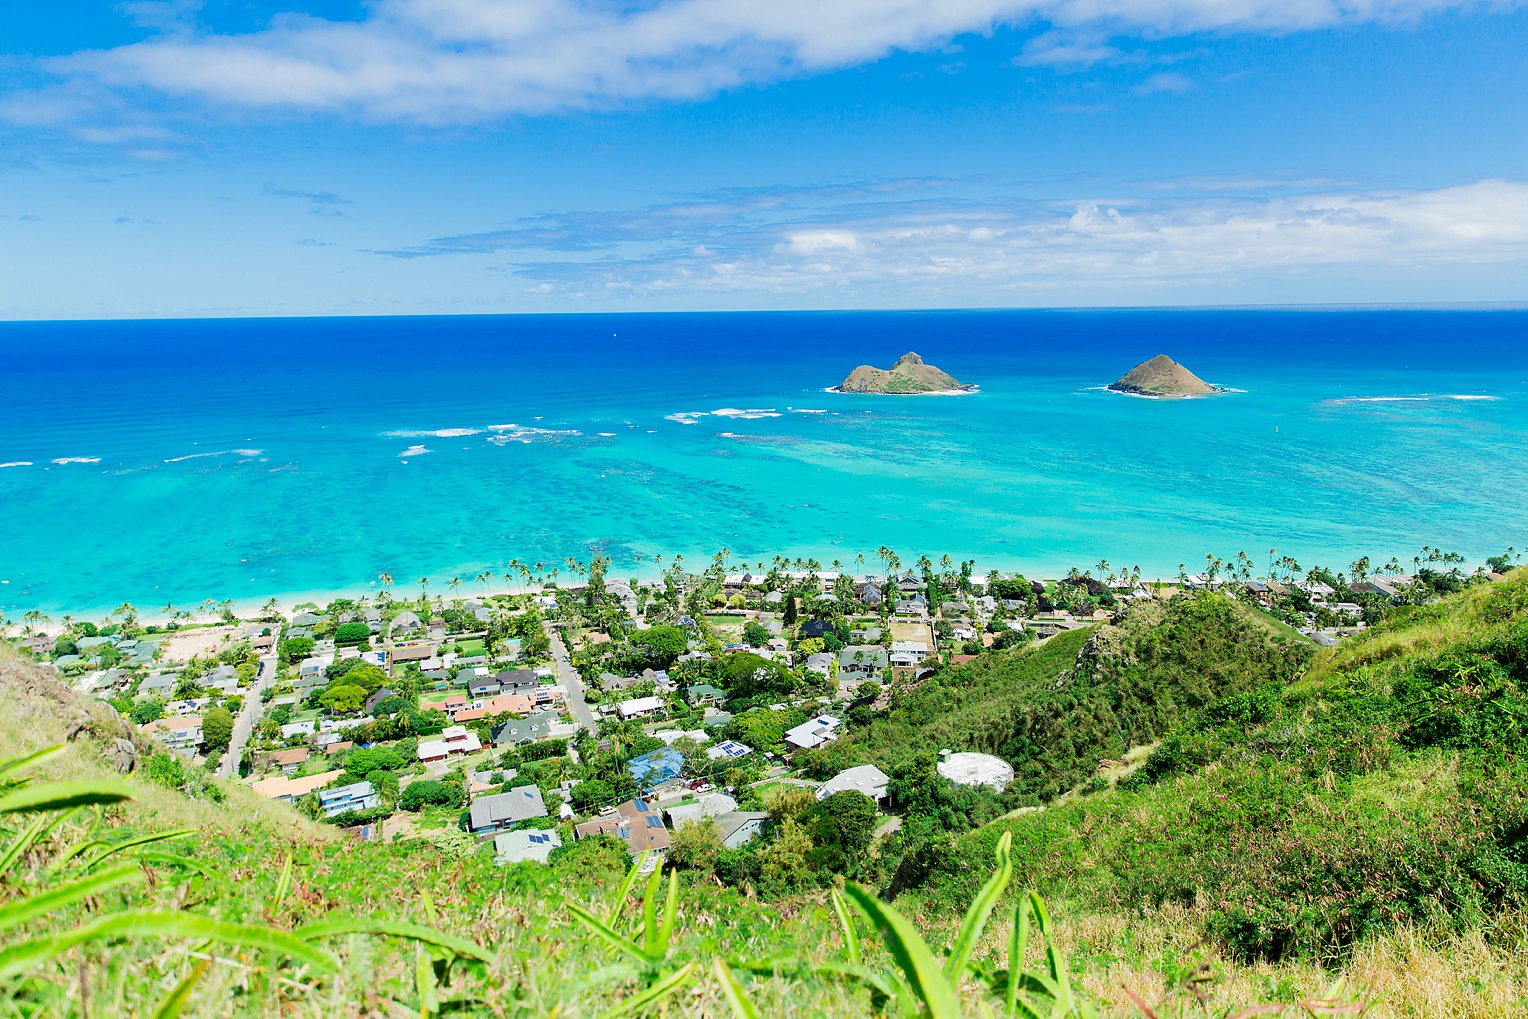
[
  {"left": 618, "top": 800, "right": 671, "bottom": 862},
  {"left": 299, "top": 655, "right": 334, "bottom": 683},
  {"left": 706, "top": 740, "right": 753, "bottom": 761},
  {"left": 619, "top": 696, "right": 665, "bottom": 720},
  {"left": 817, "top": 764, "right": 889, "bottom": 803},
  {"left": 454, "top": 707, "right": 489, "bottom": 723},
  {"left": 280, "top": 719, "right": 317, "bottom": 739},
  {"left": 495, "top": 669, "right": 540, "bottom": 694},
  {"left": 803, "top": 652, "right": 835, "bottom": 677},
  {"left": 467, "top": 674, "right": 501, "bottom": 699},
  {"left": 600, "top": 672, "right": 641, "bottom": 692},
  {"left": 837, "top": 646, "right": 888, "bottom": 678},
  {"left": 653, "top": 728, "right": 710, "bottom": 746},
  {"left": 494, "top": 829, "right": 562, "bottom": 865},
  {"left": 682, "top": 683, "right": 725, "bottom": 706},
  {"left": 325, "top": 740, "right": 353, "bottom": 756},
  {"left": 250, "top": 770, "right": 341, "bottom": 803},
  {"left": 442, "top": 693, "right": 468, "bottom": 712},
  {"left": 469, "top": 785, "right": 548, "bottom": 834},
  {"left": 362, "top": 687, "right": 396, "bottom": 714},
  {"left": 416, "top": 725, "right": 483, "bottom": 762},
  {"left": 628, "top": 748, "right": 685, "bottom": 789},
  {"left": 894, "top": 598, "right": 928, "bottom": 616},
  {"left": 265, "top": 747, "right": 310, "bottom": 774},
  {"left": 389, "top": 642, "right": 437, "bottom": 668},
  {"left": 142, "top": 715, "right": 204, "bottom": 754},
  {"left": 859, "top": 586, "right": 884, "bottom": 606},
  {"left": 712, "top": 811, "right": 770, "bottom": 849},
  {"left": 139, "top": 672, "right": 177, "bottom": 698},
  {"left": 890, "top": 640, "right": 929, "bottom": 662},
  {"left": 482, "top": 692, "right": 535, "bottom": 716},
  {"left": 798, "top": 619, "right": 833, "bottom": 640},
  {"left": 319, "top": 781, "right": 379, "bottom": 818},
  {"left": 784, "top": 714, "right": 843, "bottom": 751},
  {"left": 665, "top": 792, "right": 738, "bottom": 829},
  {"left": 491, "top": 710, "right": 561, "bottom": 746},
  {"left": 849, "top": 626, "right": 882, "bottom": 642},
  {"left": 389, "top": 611, "right": 423, "bottom": 636}
]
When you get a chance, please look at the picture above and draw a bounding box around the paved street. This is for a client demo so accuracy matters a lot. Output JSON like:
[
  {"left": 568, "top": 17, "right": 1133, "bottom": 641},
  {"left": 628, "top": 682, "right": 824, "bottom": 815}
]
[
  {"left": 219, "top": 651, "right": 275, "bottom": 779},
  {"left": 544, "top": 620, "right": 597, "bottom": 734}
]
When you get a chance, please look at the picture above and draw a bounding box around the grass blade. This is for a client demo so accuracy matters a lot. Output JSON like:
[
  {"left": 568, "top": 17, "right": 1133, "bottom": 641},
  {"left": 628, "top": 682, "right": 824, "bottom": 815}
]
[
  {"left": 842, "top": 883, "right": 962, "bottom": 1019},
  {"left": 85, "top": 828, "right": 197, "bottom": 868},
  {"left": 415, "top": 942, "right": 439, "bottom": 1017},
  {"left": 152, "top": 959, "right": 210, "bottom": 1019},
  {"left": 0, "top": 812, "right": 54, "bottom": 877},
  {"left": 0, "top": 862, "right": 141, "bottom": 932},
  {"left": 641, "top": 866, "right": 662, "bottom": 958},
  {"left": 946, "top": 831, "right": 1013, "bottom": 981},
  {"left": 0, "top": 781, "right": 134, "bottom": 815},
  {"left": 0, "top": 745, "right": 65, "bottom": 780},
  {"left": 133, "top": 851, "right": 217, "bottom": 880},
  {"left": 1007, "top": 898, "right": 1031, "bottom": 1019},
  {"left": 830, "top": 887, "right": 861, "bottom": 965},
  {"left": 568, "top": 903, "right": 654, "bottom": 965},
  {"left": 712, "top": 957, "right": 760, "bottom": 1019},
  {"left": 295, "top": 916, "right": 493, "bottom": 962},
  {"left": 599, "top": 962, "right": 694, "bottom": 1019},
  {"left": 655, "top": 867, "right": 678, "bottom": 958},
  {"left": 0, "top": 909, "right": 336, "bottom": 980},
  {"left": 272, "top": 852, "right": 294, "bottom": 906},
  {"left": 608, "top": 851, "right": 648, "bottom": 924}
]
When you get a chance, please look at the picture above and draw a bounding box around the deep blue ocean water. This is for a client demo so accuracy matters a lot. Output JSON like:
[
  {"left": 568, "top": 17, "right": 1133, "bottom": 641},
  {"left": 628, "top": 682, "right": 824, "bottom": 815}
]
[{"left": 2, "top": 309, "right": 1526, "bottom": 616}]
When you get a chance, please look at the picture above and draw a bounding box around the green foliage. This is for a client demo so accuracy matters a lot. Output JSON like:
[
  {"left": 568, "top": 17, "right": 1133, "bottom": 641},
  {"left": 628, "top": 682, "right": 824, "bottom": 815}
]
[
  {"left": 400, "top": 780, "right": 461, "bottom": 812},
  {"left": 201, "top": 706, "right": 234, "bottom": 752},
  {"left": 278, "top": 636, "right": 314, "bottom": 665},
  {"left": 628, "top": 625, "right": 688, "bottom": 668},
  {"left": 131, "top": 700, "right": 165, "bottom": 725},
  {"left": 716, "top": 652, "right": 797, "bottom": 699},
  {"left": 742, "top": 620, "right": 771, "bottom": 647},
  {"left": 723, "top": 706, "right": 808, "bottom": 750},
  {"left": 334, "top": 621, "right": 371, "bottom": 645},
  {"left": 799, "top": 790, "right": 879, "bottom": 875},
  {"left": 318, "top": 684, "right": 366, "bottom": 713},
  {"left": 144, "top": 753, "right": 189, "bottom": 791}
]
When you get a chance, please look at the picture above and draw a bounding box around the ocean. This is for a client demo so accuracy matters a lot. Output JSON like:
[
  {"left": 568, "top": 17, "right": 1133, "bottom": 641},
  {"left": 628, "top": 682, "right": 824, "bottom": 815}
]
[{"left": 2, "top": 309, "right": 1526, "bottom": 617}]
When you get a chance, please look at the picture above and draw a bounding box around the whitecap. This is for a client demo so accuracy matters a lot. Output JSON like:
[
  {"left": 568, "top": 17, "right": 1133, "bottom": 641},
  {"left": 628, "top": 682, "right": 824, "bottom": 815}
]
[
  {"left": 233, "top": 448, "right": 262, "bottom": 456},
  {"left": 713, "top": 407, "right": 782, "bottom": 419},
  {"left": 164, "top": 452, "right": 222, "bottom": 463},
  {"left": 665, "top": 412, "right": 707, "bottom": 424},
  {"left": 383, "top": 428, "right": 482, "bottom": 438},
  {"left": 398, "top": 445, "right": 433, "bottom": 457},
  {"left": 0, "top": 461, "right": 33, "bottom": 468},
  {"left": 486, "top": 424, "right": 581, "bottom": 445},
  {"left": 51, "top": 457, "right": 101, "bottom": 464},
  {"left": 597, "top": 432, "right": 617, "bottom": 437},
  {"left": 791, "top": 408, "right": 828, "bottom": 414}
]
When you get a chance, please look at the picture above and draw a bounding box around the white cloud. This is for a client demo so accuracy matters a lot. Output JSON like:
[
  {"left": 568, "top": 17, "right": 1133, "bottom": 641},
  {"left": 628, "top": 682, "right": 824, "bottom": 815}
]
[
  {"left": 49, "top": 0, "right": 1518, "bottom": 122},
  {"left": 428, "top": 179, "right": 1528, "bottom": 298}
]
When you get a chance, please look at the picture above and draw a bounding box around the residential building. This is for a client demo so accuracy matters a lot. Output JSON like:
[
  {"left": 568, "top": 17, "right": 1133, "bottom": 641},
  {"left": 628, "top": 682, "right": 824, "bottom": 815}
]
[
  {"left": 618, "top": 695, "right": 665, "bottom": 720},
  {"left": 265, "top": 747, "right": 310, "bottom": 774},
  {"left": 712, "top": 811, "right": 769, "bottom": 849},
  {"left": 803, "top": 651, "right": 835, "bottom": 677},
  {"left": 416, "top": 725, "right": 483, "bottom": 762},
  {"left": 890, "top": 640, "right": 929, "bottom": 662},
  {"left": 495, "top": 668, "right": 540, "bottom": 694},
  {"left": 469, "top": 785, "right": 548, "bottom": 834},
  {"left": 280, "top": 719, "right": 317, "bottom": 739},
  {"left": 250, "top": 770, "right": 341, "bottom": 803},
  {"left": 628, "top": 748, "right": 685, "bottom": 789},
  {"left": 491, "top": 710, "right": 562, "bottom": 746},
  {"left": 783, "top": 714, "right": 843, "bottom": 751},
  {"left": 319, "top": 781, "right": 379, "bottom": 818},
  {"left": 665, "top": 792, "right": 738, "bottom": 829},
  {"left": 362, "top": 687, "right": 396, "bottom": 714},
  {"left": 706, "top": 740, "right": 752, "bottom": 761},
  {"left": 837, "top": 646, "right": 888, "bottom": 678},
  {"left": 817, "top": 764, "right": 890, "bottom": 803},
  {"left": 141, "top": 715, "right": 204, "bottom": 754},
  {"left": 494, "top": 829, "right": 562, "bottom": 865},
  {"left": 682, "top": 683, "right": 725, "bottom": 705}
]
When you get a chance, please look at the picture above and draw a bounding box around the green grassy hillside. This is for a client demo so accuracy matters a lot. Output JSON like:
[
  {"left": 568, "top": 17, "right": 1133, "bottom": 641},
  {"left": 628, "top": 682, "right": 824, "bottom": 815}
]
[{"left": 4, "top": 576, "right": 1527, "bottom": 1018}]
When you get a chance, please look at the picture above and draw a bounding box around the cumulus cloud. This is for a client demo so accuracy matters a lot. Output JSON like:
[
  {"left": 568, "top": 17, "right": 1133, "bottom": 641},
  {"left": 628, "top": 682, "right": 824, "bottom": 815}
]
[
  {"left": 49, "top": 0, "right": 1516, "bottom": 122},
  {"left": 383, "top": 178, "right": 1528, "bottom": 297}
]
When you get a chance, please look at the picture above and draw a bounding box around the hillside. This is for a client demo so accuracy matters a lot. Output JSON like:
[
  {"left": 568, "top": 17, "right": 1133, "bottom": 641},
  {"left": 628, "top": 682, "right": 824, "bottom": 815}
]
[
  {"left": 4, "top": 576, "right": 1527, "bottom": 1017},
  {"left": 835, "top": 352, "right": 975, "bottom": 394},
  {"left": 902, "top": 570, "right": 1528, "bottom": 973},
  {"left": 1108, "top": 354, "right": 1221, "bottom": 396}
]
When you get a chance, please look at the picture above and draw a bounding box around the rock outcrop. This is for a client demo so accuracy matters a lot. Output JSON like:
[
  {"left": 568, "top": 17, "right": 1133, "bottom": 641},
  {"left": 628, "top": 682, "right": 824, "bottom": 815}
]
[
  {"left": 835, "top": 352, "right": 975, "bottom": 394},
  {"left": 1108, "top": 354, "right": 1221, "bottom": 397}
]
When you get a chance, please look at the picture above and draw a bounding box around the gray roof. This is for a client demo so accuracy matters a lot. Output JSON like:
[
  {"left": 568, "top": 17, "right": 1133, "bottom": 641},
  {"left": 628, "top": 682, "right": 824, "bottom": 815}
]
[
  {"left": 469, "top": 785, "right": 548, "bottom": 831},
  {"left": 492, "top": 710, "right": 560, "bottom": 745}
]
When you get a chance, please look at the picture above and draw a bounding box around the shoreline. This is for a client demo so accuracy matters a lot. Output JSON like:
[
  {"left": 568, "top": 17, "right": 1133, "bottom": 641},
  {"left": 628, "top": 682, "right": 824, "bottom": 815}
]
[{"left": 824, "top": 386, "right": 980, "bottom": 396}]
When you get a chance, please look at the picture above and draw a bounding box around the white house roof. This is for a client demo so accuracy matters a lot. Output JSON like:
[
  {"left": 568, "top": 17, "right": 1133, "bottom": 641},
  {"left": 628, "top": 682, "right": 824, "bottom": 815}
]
[
  {"left": 784, "top": 714, "right": 842, "bottom": 750},
  {"left": 706, "top": 740, "right": 753, "bottom": 760},
  {"left": 494, "top": 828, "right": 562, "bottom": 865},
  {"left": 937, "top": 752, "right": 1014, "bottom": 791},
  {"left": 817, "top": 764, "right": 890, "bottom": 801},
  {"left": 890, "top": 641, "right": 928, "bottom": 653}
]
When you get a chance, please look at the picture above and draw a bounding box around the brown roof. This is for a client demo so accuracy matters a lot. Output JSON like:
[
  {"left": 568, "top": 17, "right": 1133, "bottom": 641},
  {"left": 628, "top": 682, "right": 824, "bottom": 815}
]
[
  {"left": 325, "top": 741, "right": 353, "bottom": 755},
  {"left": 454, "top": 708, "right": 488, "bottom": 722},
  {"left": 268, "top": 747, "right": 310, "bottom": 766}
]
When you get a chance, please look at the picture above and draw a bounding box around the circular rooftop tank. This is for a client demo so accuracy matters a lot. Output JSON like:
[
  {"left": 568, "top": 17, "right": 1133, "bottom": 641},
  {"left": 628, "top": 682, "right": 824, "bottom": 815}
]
[{"left": 937, "top": 752, "right": 1014, "bottom": 792}]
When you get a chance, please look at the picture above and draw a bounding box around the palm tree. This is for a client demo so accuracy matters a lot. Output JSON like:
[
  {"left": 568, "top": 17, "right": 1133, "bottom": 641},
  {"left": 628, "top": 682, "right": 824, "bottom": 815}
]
[
  {"left": 832, "top": 559, "right": 843, "bottom": 571},
  {"left": 449, "top": 576, "right": 461, "bottom": 596},
  {"left": 261, "top": 597, "right": 279, "bottom": 619},
  {"left": 22, "top": 609, "right": 48, "bottom": 636},
  {"left": 416, "top": 577, "right": 429, "bottom": 599},
  {"left": 378, "top": 572, "right": 393, "bottom": 594}
]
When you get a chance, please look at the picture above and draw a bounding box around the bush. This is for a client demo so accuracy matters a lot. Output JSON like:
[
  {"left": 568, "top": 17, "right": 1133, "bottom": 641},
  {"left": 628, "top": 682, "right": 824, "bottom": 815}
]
[
  {"left": 279, "top": 637, "right": 315, "bottom": 665},
  {"left": 400, "top": 780, "right": 461, "bottom": 811},
  {"left": 335, "top": 621, "right": 371, "bottom": 645},
  {"left": 521, "top": 739, "right": 568, "bottom": 762},
  {"left": 131, "top": 700, "right": 165, "bottom": 725},
  {"left": 144, "top": 752, "right": 188, "bottom": 790}
]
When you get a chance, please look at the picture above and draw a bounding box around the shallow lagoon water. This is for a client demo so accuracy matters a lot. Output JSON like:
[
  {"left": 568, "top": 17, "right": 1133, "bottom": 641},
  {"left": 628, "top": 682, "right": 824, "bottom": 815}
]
[{"left": 2, "top": 309, "right": 1526, "bottom": 615}]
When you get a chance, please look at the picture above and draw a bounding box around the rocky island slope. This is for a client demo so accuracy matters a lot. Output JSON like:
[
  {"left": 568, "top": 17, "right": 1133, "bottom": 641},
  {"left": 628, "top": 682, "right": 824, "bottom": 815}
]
[
  {"left": 1107, "top": 354, "right": 1223, "bottom": 397},
  {"left": 833, "top": 352, "right": 976, "bottom": 394}
]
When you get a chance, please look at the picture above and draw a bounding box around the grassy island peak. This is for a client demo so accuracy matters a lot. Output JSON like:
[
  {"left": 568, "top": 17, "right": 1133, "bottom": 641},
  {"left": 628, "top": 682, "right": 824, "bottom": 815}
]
[
  {"left": 834, "top": 351, "right": 976, "bottom": 394},
  {"left": 1108, "top": 353, "right": 1223, "bottom": 397}
]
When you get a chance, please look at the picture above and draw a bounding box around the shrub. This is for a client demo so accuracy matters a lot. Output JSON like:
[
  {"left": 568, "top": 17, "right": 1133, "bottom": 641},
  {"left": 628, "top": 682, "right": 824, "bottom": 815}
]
[
  {"left": 400, "top": 780, "right": 460, "bottom": 811},
  {"left": 335, "top": 621, "right": 371, "bottom": 645}
]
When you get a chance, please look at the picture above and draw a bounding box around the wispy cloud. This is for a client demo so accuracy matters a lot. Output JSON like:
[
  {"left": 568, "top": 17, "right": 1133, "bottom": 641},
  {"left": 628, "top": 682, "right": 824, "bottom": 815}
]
[
  {"left": 1135, "top": 70, "right": 1193, "bottom": 94},
  {"left": 263, "top": 183, "right": 350, "bottom": 205},
  {"left": 375, "top": 178, "right": 1528, "bottom": 299},
  {"left": 39, "top": 0, "right": 1516, "bottom": 123}
]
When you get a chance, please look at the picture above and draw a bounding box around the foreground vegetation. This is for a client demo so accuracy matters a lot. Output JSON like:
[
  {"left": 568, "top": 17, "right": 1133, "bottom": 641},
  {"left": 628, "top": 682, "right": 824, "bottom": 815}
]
[{"left": 4, "top": 570, "right": 1528, "bottom": 1016}]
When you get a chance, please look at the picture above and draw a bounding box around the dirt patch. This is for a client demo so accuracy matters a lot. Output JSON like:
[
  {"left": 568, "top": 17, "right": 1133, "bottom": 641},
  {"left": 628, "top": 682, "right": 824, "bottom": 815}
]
[{"left": 160, "top": 625, "right": 237, "bottom": 663}]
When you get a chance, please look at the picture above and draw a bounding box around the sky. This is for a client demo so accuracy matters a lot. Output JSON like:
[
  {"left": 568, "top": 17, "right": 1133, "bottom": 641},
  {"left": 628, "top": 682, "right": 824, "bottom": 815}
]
[{"left": 2, "top": 0, "right": 1528, "bottom": 318}]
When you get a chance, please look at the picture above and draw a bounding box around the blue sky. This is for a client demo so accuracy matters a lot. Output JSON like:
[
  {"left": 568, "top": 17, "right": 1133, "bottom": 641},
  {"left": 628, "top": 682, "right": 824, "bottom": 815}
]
[{"left": 2, "top": 0, "right": 1527, "bottom": 317}]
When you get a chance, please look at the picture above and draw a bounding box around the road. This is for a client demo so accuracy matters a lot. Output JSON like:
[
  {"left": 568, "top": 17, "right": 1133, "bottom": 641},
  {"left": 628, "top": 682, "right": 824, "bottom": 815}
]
[
  {"left": 544, "top": 620, "right": 598, "bottom": 734},
  {"left": 219, "top": 651, "right": 276, "bottom": 779}
]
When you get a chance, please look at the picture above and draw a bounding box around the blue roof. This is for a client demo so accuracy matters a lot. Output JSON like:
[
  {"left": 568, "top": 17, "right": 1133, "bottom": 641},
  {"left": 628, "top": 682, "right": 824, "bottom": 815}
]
[{"left": 627, "top": 748, "right": 684, "bottom": 789}]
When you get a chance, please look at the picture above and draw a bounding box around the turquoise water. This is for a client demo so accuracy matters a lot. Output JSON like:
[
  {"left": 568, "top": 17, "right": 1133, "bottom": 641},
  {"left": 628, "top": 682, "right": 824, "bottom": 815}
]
[{"left": 2, "top": 309, "right": 1526, "bottom": 617}]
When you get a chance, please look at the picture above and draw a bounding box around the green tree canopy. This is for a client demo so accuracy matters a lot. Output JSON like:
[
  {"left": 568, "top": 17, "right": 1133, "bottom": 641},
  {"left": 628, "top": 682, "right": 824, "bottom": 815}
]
[
  {"left": 131, "top": 700, "right": 165, "bottom": 725},
  {"left": 201, "top": 706, "right": 235, "bottom": 752}
]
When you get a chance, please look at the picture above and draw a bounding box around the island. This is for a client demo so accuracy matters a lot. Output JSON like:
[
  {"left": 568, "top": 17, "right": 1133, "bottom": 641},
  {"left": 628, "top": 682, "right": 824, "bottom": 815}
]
[
  {"left": 1107, "top": 354, "right": 1223, "bottom": 397},
  {"left": 833, "top": 352, "right": 977, "bottom": 394}
]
